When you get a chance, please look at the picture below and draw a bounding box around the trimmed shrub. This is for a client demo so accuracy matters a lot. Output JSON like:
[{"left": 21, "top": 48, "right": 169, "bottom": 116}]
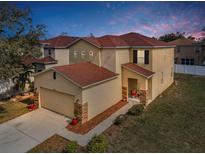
[
  {"left": 21, "top": 98, "right": 34, "bottom": 105},
  {"left": 0, "top": 105, "right": 6, "bottom": 113},
  {"left": 127, "top": 104, "right": 144, "bottom": 116},
  {"left": 113, "top": 114, "right": 125, "bottom": 125},
  {"left": 137, "top": 116, "right": 146, "bottom": 124},
  {"left": 87, "top": 134, "right": 108, "bottom": 153},
  {"left": 64, "top": 141, "right": 77, "bottom": 153}
]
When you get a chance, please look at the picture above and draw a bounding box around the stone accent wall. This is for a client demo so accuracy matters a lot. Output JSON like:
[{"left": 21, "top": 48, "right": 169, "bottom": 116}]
[
  {"left": 139, "top": 90, "right": 148, "bottom": 104},
  {"left": 122, "top": 86, "right": 128, "bottom": 102},
  {"left": 74, "top": 102, "right": 88, "bottom": 124}
]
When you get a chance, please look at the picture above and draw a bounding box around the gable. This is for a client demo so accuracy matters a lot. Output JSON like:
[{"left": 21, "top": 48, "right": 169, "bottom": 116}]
[
  {"left": 34, "top": 69, "right": 81, "bottom": 95},
  {"left": 69, "top": 40, "right": 100, "bottom": 65}
]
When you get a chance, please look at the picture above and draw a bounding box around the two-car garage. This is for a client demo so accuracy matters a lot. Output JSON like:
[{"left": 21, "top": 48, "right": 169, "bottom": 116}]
[
  {"left": 40, "top": 87, "right": 75, "bottom": 118},
  {"left": 34, "top": 62, "right": 119, "bottom": 123}
]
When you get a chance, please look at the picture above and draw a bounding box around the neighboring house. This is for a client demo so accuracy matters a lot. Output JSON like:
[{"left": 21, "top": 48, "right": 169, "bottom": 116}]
[
  {"left": 22, "top": 54, "right": 58, "bottom": 73},
  {"left": 34, "top": 32, "right": 174, "bottom": 124},
  {"left": 168, "top": 38, "right": 205, "bottom": 65}
]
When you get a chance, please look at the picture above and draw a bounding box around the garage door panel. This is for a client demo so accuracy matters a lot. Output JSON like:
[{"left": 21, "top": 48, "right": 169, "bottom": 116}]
[{"left": 40, "top": 88, "right": 74, "bottom": 118}]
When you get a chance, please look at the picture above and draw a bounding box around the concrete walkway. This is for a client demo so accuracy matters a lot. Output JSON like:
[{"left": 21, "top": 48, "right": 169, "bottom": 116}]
[
  {"left": 0, "top": 101, "right": 136, "bottom": 152},
  {"left": 0, "top": 109, "right": 68, "bottom": 153},
  {"left": 57, "top": 101, "right": 136, "bottom": 146}
]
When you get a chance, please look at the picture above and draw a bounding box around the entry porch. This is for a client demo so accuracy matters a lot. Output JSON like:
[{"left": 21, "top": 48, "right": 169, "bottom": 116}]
[{"left": 121, "top": 63, "right": 154, "bottom": 104}]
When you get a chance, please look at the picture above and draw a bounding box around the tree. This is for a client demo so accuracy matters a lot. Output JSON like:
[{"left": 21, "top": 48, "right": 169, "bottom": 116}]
[
  {"left": 12, "top": 67, "right": 33, "bottom": 91},
  {"left": 158, "top": 32, "right": 186, "bottom": 42},
  {"left": 0, "top": 3, "right": 46, "bottom": 79}
]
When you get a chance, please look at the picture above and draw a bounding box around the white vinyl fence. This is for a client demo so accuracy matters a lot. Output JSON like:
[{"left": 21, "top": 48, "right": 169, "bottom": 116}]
[{"left": 175, "top": 64, "right": 205, "bottom": 76}]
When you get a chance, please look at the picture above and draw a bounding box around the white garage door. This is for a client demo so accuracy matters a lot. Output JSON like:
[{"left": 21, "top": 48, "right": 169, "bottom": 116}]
[{"left": 40, "top": 87, "right": 74, "bottom": 118}]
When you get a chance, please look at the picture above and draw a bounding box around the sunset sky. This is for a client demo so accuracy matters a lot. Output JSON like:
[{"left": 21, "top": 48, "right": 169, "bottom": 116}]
[{"left": 16, "top": 1, "right": 205, "bottom": 39}]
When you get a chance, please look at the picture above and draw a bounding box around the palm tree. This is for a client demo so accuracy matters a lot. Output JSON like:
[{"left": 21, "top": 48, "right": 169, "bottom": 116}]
[{"left": 12, "top": 66, "right": 33, "bottom": 92}]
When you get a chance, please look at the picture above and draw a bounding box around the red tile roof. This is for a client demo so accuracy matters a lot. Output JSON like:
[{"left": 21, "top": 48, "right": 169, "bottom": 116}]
[
  {"left": 120, "top": 32, "right": 169, "bottom": 46},
  {"left": 97, "top": 35, "right": 128, "bottom": 47},
  {"left": 41, "top": 35, "right": 78, "bottom": 48},
  {"left": 21, "top": 55, "right": 37, "bottom": 65},
  {"left": 122, "top": 63, "right": 154, "bottom": 78},
  {"left": 168, "top": 38, "right": 196, "bottom": 46},
  {"left": 21, "top": 55, "right": 57, "bottom": 65},
  {"left": 41, "top": 32, "right": 172, "bottom": 48},
  {"left": 33, "top": 56, "right": 57, "bottom": 64},
  {"left": 53, "top": 62, "right": 118, "bottom": 87}
]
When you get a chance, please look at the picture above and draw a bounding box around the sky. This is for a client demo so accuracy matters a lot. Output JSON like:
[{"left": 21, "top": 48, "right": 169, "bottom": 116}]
[{"left": 15, "top": 1, "right": 205, "bottom": 39}]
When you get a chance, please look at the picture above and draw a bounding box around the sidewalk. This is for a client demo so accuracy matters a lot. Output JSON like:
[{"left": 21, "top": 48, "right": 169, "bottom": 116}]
[{"left": 57, "top": 101, "right": 136, "bottom": 146}]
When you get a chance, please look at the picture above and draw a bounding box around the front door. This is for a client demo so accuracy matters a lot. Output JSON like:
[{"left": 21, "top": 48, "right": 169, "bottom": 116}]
[{"left": 128, "top": 78, "right": 138, "bottom": 97}]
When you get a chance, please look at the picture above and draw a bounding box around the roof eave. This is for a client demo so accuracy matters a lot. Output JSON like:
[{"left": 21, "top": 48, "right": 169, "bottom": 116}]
[
  {"left": 122, "top": 65, "right": 154, "bottom": 79},
  {"left": 81, "top": 75, "right": 119, "bottom": 89}
]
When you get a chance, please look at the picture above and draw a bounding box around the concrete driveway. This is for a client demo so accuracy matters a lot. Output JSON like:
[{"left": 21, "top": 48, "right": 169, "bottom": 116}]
[{"left": 0, "top": 108, "right": 68, "bottom": 153}]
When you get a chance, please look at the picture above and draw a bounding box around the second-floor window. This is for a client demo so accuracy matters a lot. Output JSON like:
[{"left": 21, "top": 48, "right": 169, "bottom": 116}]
[
  {"left": 48, "top": 49, "right": 51, "bottom": 55},
  {"left": 133, "top": 50, "right": 149, "bottom": 64},
  {"left": 138, "top": 50, "right": 144, "bottom": 64}
]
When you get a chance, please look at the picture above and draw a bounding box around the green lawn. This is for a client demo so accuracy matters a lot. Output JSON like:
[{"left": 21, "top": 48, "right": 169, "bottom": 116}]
[
  {"left": 104, "top": 74, "right": 205, "bottom": 152},
  {"left": 0, "top": 101, "right": 30, "bottom": 124}
]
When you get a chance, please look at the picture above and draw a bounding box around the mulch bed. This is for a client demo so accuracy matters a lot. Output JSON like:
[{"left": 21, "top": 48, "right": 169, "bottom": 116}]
[
  {"left": 67, "top": 100, "right": 128, "bottom": 134},
  {"left": 28, "top": 134, "right": 85, "bottom": 153}
]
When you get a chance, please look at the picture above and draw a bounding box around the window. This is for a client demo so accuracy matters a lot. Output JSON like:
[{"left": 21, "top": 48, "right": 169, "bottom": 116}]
[
  {"left": 133, "top": 50, "right": 138, "bottom": 63},
  {"left": 89, "top": 51, "right": 94, "bottom": 56},
  {"left": 81, "top": 51, "right": 86, "bottom": 56},
  {"left": 48, "top": 49, "right": 51, "bottom": 55},
  {"left": 161, "top": 72, "right": 164, "bottom": 84},
  {"left": 185, "top": 59, "right": 190, "bottom": 65},
  {"left": 53, "top": 72, "right": 56, "bottom": 80},
  {"left": 181, "top": 58, "right": 195, "bottom": 65},
  {"left": 137, "top": 50, "right": 144, "bottom": 64},
  {"left": 190, "top": 59, "right": 194, "bottom": 65},
  {"left": 144, "top": 50, "right": 149, "bottom": 64},
  {"left": 181, "top": 58, "right": 185, "bottom": 64},
  {"left": 74, "top": 51, "right": 78, "bottom": 58}
]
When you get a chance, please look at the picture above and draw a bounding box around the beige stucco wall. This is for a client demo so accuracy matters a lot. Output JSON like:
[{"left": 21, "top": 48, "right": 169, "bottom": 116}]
[
  {"left": 82, "top": 77, "right": 121, "bottom": 120},
  {"left": 34, "top": 70, "right": 82, "bottom": 104},
  {"left": 54, "top": 49, "right": 70, "bottom": 66},
  {"left": 116, "top": 49, "right": 130, "bottom": 74},
  {"left": 101, "top": 49, "right": 116, "bottom": 72},
  {"left": 151, "top": 48, "right": 174, "bottom": 100},
  {"left": 69, "top": 40, "right": 100, "bottom": 65}
]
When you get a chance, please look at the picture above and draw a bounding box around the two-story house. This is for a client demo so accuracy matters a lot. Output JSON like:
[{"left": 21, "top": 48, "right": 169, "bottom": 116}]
[{"left": 34, "top": 32, "right": 174, "bottom": 124}]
